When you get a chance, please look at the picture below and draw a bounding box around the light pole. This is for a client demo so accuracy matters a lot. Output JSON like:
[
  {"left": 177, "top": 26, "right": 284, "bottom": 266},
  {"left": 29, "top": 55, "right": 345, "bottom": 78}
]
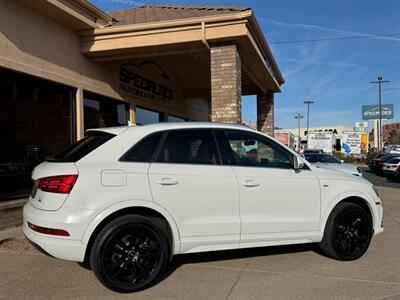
[
  {"left": 370, "top": 76, "right": 390, "bottom": 151},
  {"left": 304, "top": 100, "right": 315, "bottom": 147},
  {"left": 294, "top": 113, "right": 304, "bottom": 152}
]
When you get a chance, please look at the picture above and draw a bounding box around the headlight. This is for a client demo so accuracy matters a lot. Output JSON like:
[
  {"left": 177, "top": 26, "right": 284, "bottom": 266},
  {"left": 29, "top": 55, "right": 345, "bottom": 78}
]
[{"left": 372, "top": 185, "right": 380, "bottom": 197}]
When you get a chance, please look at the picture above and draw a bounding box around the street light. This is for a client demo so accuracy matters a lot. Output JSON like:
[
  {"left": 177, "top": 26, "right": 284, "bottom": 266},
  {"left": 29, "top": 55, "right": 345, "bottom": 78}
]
[
  {"left": 294, "top": 113, "right": 304, "bottom": 152},
  {"left": 370, "top": 76, "right": 390, "bottom": 151},
  {"left": 304, "top": 100, "right": 315, "bottom": 147}
]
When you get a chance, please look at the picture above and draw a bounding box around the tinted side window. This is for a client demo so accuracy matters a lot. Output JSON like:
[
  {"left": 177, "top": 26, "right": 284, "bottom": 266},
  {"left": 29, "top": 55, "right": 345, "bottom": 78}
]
[
  {"left": 223, "top": 130, "right": 293, "bottom": 169},
  {"left": 156, "top": 130, "right": 220, "bottom": 165},
  {"left": 121, "top": 133, "right": 162, "bottom": 162},
  {"left": 49, "top": 131, "right": 114, "bottom": 162}
]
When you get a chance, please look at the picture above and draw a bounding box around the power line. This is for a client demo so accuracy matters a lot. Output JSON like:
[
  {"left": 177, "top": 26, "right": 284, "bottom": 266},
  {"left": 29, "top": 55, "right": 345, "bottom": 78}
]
[{"left": 269, "top": 33, "right": 400, "bottom": 44}]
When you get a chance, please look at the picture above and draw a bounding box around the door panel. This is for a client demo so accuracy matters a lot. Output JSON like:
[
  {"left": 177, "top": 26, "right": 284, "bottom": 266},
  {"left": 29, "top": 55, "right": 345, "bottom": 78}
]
[
  {"left": 148, "top": 163, "right": 239, "bottom": 238},
  {"left": 218, "top": 129, "right": 321, "bottom": 243},
  {"left": 148, "top": 129, "right": 240, "bottom": 251},
  {"left": 233, "top": 167, "right": 320, "bottom": 236}
]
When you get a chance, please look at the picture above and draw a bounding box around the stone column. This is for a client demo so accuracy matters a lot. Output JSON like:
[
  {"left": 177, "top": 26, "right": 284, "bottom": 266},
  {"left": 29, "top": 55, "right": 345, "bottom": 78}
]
[
  {"left": 257, "top": 92, "right": 274, "bottom": 136},
  {"left": 75, "top": 87, "right": 84, "bottom": 140},
  {"left": 128, "top": 103, "right": 136, "bottom": 125},
  {"left": 210, "top": 44, "right": 241, "bottom": 124}
]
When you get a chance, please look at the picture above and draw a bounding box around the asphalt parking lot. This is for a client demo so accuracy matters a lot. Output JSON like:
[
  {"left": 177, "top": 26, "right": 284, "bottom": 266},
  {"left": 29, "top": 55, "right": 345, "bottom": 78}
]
[{"left": 0, "top": 169, "right": 399, "bottom": 300}]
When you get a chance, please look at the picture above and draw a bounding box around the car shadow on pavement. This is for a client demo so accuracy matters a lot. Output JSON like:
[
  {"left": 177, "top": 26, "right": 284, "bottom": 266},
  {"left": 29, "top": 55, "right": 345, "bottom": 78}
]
[
  {"left": 78, "top": 243, "right": 320, "bottom": 285},
  {"left": 160, "top": 243, "right": 320, "bottom": 282}
]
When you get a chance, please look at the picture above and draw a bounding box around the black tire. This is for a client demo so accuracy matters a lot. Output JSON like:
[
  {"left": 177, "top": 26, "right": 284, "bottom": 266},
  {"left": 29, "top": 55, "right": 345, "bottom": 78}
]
[
  {"left": 319, "top": 202, "right": 373, "bottom": 261},
  {"left": 90, "top": 214, "right": 170, "bottom": 293}
]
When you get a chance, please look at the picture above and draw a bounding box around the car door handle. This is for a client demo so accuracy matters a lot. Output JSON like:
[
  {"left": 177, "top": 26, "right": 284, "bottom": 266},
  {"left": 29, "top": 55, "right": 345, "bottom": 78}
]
[
  {"left": 242, "top": 180, "right": 260, "bottom": 187},
  {"left": 157, "top": 178, "right": 179, "bottom": 186}
]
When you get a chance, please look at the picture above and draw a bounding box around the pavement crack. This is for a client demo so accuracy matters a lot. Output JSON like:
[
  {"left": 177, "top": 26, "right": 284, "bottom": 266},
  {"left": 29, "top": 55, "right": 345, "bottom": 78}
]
[
  {"left": 224, "top": 260, "right": 251, "bottom": 300},
  {"left": 187, "top": 264, "right": 400, "bottom": 286}
]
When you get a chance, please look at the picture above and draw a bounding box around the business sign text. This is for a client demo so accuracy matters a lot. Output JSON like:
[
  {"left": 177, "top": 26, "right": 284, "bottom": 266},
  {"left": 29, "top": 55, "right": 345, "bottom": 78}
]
[
  {"left": 119, "top": 61, "right": 173, "bottom": 105},
  {"left": 362, "top": 104, "right": 394, "bottom": 120}
]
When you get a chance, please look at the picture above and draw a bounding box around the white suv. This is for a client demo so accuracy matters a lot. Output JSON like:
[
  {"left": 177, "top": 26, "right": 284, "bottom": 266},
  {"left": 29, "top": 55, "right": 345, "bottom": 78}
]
[{"left": 23, "top": 123, "right": 383, "bottom": 292}]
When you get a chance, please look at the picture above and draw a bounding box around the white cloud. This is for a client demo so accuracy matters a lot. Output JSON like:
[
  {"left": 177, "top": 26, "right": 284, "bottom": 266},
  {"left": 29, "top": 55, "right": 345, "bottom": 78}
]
[{"left": 259, "top": 17, "right": 400, "bottom": 42}]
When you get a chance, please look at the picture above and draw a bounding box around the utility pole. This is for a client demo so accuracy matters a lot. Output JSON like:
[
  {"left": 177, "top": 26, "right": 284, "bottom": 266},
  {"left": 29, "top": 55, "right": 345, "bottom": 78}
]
[
  {"left": 294, "top": 114, "right": 304, "bottom": 152},
  {"left": 304, "top": 100, "right": 315, "bottom": 147},
  {"left": 370, "top": 77, "right": 390, "bottom": 151}
]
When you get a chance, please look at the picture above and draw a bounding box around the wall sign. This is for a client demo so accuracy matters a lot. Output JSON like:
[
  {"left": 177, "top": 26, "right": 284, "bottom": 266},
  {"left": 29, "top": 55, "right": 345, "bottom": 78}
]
[
  {"left": 119, "top": 61, "right": 173, "bottom": 105},
  {"left": 341, "top": 132, "right": 363, "bottom": 155},
  {"left": 191, "top": 99, "right": 206, "bottom": 114}
]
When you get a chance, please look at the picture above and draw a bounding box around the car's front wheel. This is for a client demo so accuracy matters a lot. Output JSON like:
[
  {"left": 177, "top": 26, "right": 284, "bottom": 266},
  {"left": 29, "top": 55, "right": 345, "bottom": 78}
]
[
  {"left": 319, "top": 202, "right": 373, "bottom": 260},
  {"left": 90, "top": 214, "right": 170, "bottom": 293}
]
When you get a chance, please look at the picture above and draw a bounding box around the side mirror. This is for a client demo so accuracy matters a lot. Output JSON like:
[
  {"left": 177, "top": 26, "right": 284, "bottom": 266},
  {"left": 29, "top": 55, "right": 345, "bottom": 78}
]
[
  {"left": 294, "top": 155, "right": 305, "bottom": 170},
  {"left": 340, "top": 160, "right": 344, "bottom": 163}
]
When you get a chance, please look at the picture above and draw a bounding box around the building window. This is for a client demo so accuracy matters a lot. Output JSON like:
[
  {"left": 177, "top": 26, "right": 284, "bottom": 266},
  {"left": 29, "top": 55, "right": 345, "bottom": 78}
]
[
  {"left": 0, "top": 68, "right": 74, "bottom": 201},
  {"left": 136, "top": 107, "right": 162, "bottom": 124},
  {"left": 84, "top": 92, "right": 128, "bottom": 130},
  {"left": 168, "top": 115, "right": 186, "bottom": 122}
]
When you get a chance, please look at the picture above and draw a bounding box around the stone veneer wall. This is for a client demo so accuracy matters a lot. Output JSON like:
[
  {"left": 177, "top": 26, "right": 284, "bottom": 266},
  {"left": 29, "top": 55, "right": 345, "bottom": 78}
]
[
  {"left": 257, "top": 92, "right": 274, "bottom": 136},
  {"left": 210, "top": 44, "right": 242, "bottom": 124}
]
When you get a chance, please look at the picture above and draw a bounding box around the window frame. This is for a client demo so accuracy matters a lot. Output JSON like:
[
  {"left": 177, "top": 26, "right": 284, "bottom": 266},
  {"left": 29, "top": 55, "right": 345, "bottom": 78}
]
[{"left": 215, "top": 129, "right": 299, "bottom": 170}]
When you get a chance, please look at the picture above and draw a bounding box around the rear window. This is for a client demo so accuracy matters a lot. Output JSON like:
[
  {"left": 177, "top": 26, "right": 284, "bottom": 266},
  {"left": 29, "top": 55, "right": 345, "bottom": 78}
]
[{"left": 48, "top": 131, "right": 115, "bottom": 162}]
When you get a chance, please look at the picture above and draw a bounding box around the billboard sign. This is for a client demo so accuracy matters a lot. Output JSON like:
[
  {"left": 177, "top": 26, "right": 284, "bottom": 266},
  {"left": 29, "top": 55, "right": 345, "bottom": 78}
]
[
  {"left": 355, "top": 121, "right": 368, "bottom": 128},
  {"left": 341, "top": 132, "right": 364, "bottom": 155},
  {"left": 362, "top": 104, "right": 394, "bottom": 120},
  {"left": 308, "top": 132, "right": 334, "bottom": 154}
]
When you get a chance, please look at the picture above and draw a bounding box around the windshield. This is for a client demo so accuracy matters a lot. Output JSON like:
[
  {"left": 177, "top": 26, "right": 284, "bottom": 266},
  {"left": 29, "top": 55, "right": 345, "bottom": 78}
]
[{"left": 305, "top": 154, "right": 341, "bottom": 164}]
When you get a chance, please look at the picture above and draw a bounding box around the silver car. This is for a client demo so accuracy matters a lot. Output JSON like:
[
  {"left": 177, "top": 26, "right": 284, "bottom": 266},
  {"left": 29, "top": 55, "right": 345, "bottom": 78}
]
[{"left": 304, "top": 153, "right": 363, "bottom": 177}]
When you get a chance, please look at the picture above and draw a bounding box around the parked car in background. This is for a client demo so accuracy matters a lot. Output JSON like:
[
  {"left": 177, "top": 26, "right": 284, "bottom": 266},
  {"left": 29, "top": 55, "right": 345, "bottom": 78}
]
[
  {"left": 369, "top": 153, "right": 399, "bottom": 174},
  {"left": 304, "top": 149, "right": 324, "bottom": 154},
  {"left": 304, "top": 153, "right": 363, "bottom": 177},
  {"left": 395, "top": 165, "right": 400, "bottom": 178},
  {"left": 23, "top": 123, "right": 383, "bottom": 293},
  {"left": 382, "top": 157, "right": 400, "bottom": 176},
  {"left": 384, "top": 144, "right": 400, "bottom": 155}
]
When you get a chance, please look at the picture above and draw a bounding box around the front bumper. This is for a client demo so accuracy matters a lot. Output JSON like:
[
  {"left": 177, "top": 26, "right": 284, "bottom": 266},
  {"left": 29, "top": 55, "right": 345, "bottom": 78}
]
[
  {"left": 23, "top": 202, "right": 98, "bottom": 262},
  {"left": 373, "top": 201, "right": 384, "bottom": 236}
]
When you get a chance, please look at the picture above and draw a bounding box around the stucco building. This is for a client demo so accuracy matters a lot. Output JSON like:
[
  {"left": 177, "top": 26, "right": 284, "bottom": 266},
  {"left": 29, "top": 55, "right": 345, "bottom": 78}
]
[{"left": 0, "top": 0, "right": 284, "bottom": 201}]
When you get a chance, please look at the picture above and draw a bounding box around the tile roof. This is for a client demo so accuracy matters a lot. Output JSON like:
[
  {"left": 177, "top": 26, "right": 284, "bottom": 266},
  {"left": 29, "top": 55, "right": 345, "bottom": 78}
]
[{"left": 108, "top": 4, "right": 250, "bottom": 26}]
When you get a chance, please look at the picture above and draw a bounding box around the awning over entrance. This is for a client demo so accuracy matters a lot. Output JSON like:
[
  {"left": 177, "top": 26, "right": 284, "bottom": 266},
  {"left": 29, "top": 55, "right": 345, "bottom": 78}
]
[{"left": 79, "top": 5, "right": 284, "bottom": 96}]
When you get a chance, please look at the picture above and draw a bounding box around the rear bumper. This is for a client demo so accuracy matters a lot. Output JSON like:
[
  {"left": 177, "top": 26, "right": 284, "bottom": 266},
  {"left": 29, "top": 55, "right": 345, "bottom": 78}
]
[
  {"left": 23, "top": 224, "right": 86, "bottom": 261},
  {"left": 23, "top": 202, "right": 98, "bottom": 262}
]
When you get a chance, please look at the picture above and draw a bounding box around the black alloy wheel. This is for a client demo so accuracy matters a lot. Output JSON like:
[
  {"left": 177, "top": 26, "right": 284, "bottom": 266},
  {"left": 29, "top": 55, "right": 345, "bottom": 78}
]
[
  {"left": 320, "top": 202, "right": 373, "bottom": 260},
  {"left": 90, "top": 215, "right": 169, "bottom": 293}
]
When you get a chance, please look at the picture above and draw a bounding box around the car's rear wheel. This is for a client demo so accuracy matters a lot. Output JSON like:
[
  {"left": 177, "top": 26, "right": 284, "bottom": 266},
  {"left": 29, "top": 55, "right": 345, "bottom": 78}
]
[
  {"left": 90, "top": 214, "right": 169, "bottom": 293},
  {"left": 319, "top": 202, "right": 373, "bottom": 260}
]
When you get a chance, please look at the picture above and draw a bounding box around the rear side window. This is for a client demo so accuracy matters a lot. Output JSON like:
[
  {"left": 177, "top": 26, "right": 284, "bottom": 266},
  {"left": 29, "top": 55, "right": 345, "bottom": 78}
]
[
  {"left": 121, "top": 133, "right": 162, "bottom": 162},
  {"left": 48, "top": 131, "right": 114, "bottom": 162},
  {"left": 155, "top": 129, "right": 221, "bottom": 165}
]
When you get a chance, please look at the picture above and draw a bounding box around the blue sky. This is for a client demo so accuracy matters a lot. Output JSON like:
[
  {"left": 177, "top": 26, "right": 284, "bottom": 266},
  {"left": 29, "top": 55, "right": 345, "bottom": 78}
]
[{"left": 91, "top": 0, "right": 400, "bottom": 129}]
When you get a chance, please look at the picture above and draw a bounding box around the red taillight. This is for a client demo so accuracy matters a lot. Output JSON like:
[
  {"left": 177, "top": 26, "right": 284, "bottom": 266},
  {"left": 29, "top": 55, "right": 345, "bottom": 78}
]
[
  {"left": 28, "top": 222, "right": 70, "bottom": 237},
  {"left": 37, "top": 175, "right": 78, "bottom": 194}
]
